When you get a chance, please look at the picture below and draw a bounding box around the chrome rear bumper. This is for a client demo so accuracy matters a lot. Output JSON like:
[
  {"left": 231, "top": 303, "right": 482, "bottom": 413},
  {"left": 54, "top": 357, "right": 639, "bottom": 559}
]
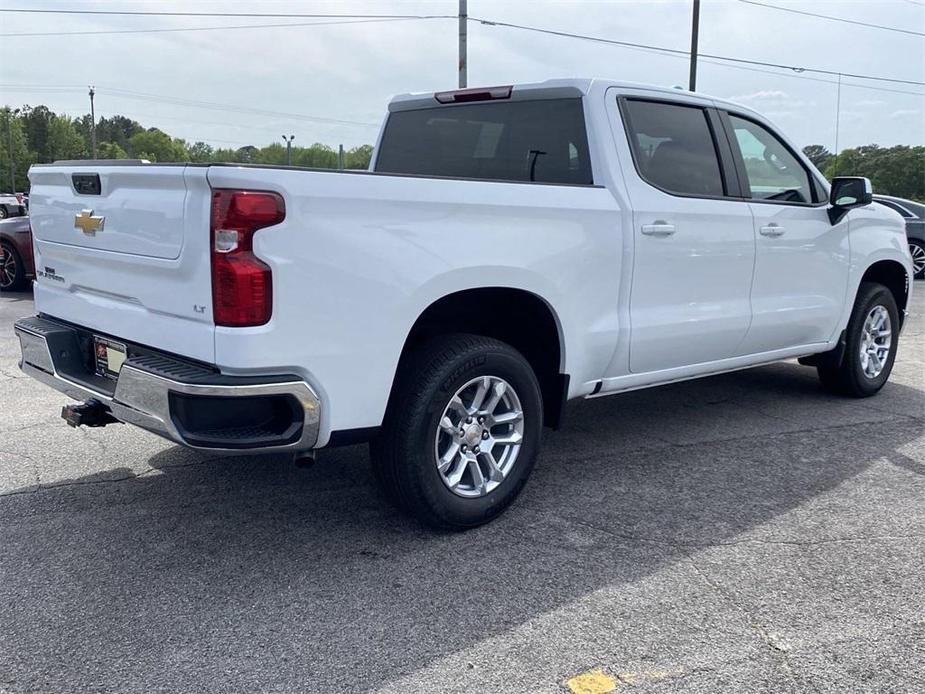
[{"left": 14, "top": 316, "right": 321, "bottom": 453}]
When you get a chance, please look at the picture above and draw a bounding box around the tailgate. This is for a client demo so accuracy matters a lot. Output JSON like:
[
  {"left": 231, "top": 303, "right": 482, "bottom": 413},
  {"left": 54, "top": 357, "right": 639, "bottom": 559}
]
[{"left": 28, "top": 163, "right": 216, "bottom": 363}]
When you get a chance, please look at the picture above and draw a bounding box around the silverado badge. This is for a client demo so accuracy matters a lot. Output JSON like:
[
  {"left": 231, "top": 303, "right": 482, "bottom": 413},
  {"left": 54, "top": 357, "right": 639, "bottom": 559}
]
[{"left": 74, "top": 209, "right": 105, "bottom": 235}]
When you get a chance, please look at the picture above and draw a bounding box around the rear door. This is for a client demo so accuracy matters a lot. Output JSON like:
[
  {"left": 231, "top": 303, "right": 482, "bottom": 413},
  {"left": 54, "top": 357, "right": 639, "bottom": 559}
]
[
  {"left": 720, "top": 112, "right": 849, "bottom": 354},
  {"left": 619, "top": 97, "right": 756, "bottom": 373},
  {"left": 28, "top": 163, "right": 216, "bottom": 363}
]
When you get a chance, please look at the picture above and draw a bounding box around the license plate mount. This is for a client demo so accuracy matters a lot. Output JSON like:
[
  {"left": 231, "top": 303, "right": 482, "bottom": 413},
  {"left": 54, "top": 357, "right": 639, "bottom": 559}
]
[{"left": 93, "top": 336, "right": 127, "bottom": 380}]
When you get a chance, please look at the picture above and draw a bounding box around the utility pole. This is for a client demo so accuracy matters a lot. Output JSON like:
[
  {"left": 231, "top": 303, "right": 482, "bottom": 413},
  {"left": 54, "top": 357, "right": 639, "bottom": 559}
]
[
  {"left": 88, "top": 86, "right": 97, "bottom": 158},
  {"left": 458, "top": 0, "right": 467, "bottom": 88},
  {"left": 832, "top": 74, "right": 842, "bottom": 177},
  {"left": 688, "top": 0, "right": 700, "bottom": 91},
  {"left": 282, "top": 134, "right": 295, "bottom": 165},
  {"left": 338, "top": 144, "right": 344, "bottom": 170}
]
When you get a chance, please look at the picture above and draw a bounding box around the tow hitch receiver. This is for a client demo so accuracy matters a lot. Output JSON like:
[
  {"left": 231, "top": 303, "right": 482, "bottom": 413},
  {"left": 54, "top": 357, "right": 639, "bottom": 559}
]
[{"left": 61, "top": 399, "right": 119, "bottom": 428}]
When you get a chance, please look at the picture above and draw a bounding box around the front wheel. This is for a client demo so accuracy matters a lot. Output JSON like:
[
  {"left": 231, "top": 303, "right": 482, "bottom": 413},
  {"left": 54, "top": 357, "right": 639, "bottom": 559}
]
[
  {"left": 909, "top": 239, "right": 925, "bottom": 280},
  {"left": 0, "top": 206, "right": 8, "bottom": 220},
  {"left": 817, "top": 282, "right": 899, "bottom": 397},
  {"left": 371, "top": 334, "right": 543, "bottom": 530}
]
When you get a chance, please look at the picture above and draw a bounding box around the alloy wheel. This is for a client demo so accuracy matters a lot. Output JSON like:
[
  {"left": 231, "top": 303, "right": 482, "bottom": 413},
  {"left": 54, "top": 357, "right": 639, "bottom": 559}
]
[
  {"left": 909, "top": 242, "right": 925, "bottom": 277},
  {"left": 0, "top": 246, "right": 17, "bottom": 289},
  {"left": 859, "top": 304, "right": 892, "bottom": 379},
  {"left": 434, "top": 375, "right": 525, "bottom": 498}
]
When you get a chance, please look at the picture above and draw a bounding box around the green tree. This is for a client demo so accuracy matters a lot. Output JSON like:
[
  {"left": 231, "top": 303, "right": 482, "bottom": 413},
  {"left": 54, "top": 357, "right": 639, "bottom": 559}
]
[
  {"left": 255, "top": 142, "right": 287, "bottom": 165},
  {"left": 128, "top": 128, "right": 189, "bottom": 162},
  {"left": 97, "top": 141, "right": 128, "bottom": 160},
  {"left": 825, "top": 144, "right": 925, "bottom": 201},
  {"left": 802, "top": 144, "right": 833, "bottom": 172},
  {"left": 0, "top": 107, "right": 31, "bottom": 191},
  {"left": 46, "top": 115, "right": 87, "bottom": 161},
  {"left": 344, "top": 144, "right": 374, "bottom": 170},
  {"left": 234, "top": 145, "right": 258, "bottom": 163},
  {"left": 188, "top": 141, "right": 214, "bottom": 162},
  {"left": 292, "top": 143, "right": 337, "bottom": 168},
  {"left": 21, "top": 105, "right": 53, "bottom": 162}
]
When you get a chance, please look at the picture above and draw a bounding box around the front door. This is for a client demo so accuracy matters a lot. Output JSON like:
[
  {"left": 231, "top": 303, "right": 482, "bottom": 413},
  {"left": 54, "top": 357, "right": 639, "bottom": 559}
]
[
  {"left": 620, "top": 98, "right": 756, "bottom": 374},
  {"left": 722, "top": 113, "right": 849, "bottom": 354}
]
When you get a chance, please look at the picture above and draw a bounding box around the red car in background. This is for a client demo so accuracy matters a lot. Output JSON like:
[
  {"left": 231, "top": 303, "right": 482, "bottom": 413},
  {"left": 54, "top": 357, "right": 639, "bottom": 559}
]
[{"left": 0, "top": 215, "right": 34, "bottom": 291}]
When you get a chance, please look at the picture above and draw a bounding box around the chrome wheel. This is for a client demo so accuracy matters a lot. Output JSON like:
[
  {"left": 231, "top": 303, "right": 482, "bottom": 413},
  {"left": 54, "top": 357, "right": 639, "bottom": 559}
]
[
  {"left": 910, "top": 242, "right": 925, "bottom": 277},
  {"left": 0, "top": 245, "right": 17, "bottom": 289},
  {"left": 434, "top": 375, "right": 524, "bottom": 498},
  {"left": 859, "top": 305, "right": 891, "bottom": 379}
]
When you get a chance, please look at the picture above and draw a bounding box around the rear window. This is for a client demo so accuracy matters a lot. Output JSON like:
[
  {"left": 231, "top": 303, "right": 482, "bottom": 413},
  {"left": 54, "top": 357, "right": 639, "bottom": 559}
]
[{"left": 374, "top": 98, "right": 593, "bottom": 185}]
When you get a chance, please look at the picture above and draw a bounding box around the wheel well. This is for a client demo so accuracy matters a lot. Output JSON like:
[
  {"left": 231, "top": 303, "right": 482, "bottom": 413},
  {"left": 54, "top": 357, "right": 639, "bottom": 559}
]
[
  {"left": 861, "top": 260, "right": 909, "bottom": 328},
  {"left": 396, "top": 288, "right": 567, "bottom": 428}
]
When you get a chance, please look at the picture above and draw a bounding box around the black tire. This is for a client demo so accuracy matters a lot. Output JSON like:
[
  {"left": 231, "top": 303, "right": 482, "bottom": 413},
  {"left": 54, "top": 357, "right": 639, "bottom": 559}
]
[
  {"left": 0, "top": 206, "right": 8, "bottom": 220},
  {"left": 371, "top": 334, "right": 543, "bottom": 530},
  {"left": 909, "top": 239, "right": 925, "bottom": 280},
  {"left": 817, "top": 282, "right": 899, "bottom": 397},
  {"left": 0, "top": 241, "right": 26, "bottom": 291}
]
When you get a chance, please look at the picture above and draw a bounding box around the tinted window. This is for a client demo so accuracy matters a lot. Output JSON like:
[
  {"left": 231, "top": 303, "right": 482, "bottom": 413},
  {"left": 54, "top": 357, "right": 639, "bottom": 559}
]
[
  {"left": 623, "top": 100, "right": 725, "bottom": 197},
  {"left": 728, "top": 115, "right": 812, "bottom": 204},
  {"left": 375, "top": 98, "right": 592, "bottom": 184}
]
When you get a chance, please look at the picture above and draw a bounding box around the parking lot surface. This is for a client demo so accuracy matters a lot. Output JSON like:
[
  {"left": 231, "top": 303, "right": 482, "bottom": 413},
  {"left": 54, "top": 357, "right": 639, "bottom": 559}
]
[{"left": 0, "top": 288, "right": 922, "bottom": 693}]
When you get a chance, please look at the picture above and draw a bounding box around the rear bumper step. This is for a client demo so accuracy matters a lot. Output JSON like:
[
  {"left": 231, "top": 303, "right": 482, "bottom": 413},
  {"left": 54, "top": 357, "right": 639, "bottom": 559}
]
[{"left": 14, "top": 316, "right": 321, "bottom": 453}]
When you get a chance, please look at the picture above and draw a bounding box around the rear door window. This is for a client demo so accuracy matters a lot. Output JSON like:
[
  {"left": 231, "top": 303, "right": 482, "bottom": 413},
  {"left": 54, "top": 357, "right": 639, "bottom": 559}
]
[
  {"left": 374, "top": 98, "right": 593, "bottom": 185},
  {"left": 622, "top": 99, "right": 726, "bottom": 198}
]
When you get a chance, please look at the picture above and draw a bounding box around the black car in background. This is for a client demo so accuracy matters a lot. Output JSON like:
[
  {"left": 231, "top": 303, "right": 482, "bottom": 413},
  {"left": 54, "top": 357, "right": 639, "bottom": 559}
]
[{"left": 874, "top": 195, "right": 925, "bottom": 280}]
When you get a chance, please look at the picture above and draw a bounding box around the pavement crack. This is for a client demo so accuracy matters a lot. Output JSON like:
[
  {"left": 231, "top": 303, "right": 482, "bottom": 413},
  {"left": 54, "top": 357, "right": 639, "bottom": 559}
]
[{"left": 683, "top": 553, "right": 818, "bottom": 693}]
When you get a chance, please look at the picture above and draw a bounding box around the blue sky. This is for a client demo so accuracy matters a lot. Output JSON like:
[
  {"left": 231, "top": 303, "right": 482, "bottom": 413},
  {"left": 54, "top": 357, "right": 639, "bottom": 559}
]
[{"left": 1, "top": 0, "right": 922, "bottom": 152}]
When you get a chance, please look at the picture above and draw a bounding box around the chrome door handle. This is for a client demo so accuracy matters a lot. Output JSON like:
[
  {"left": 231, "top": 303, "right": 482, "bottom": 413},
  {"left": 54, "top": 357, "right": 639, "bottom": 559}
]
[
  {"left": 760, "top": 224, "right": 785, "bottom": 237},
  {"left": 641, "top": 222, "right": 676, "bottom": 236}
]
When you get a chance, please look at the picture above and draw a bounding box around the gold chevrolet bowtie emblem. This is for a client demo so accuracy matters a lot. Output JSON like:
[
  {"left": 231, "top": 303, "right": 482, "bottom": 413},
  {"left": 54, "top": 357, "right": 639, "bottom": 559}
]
[{"left": 74, "top": 209, "right": 105, "bottom": 235}]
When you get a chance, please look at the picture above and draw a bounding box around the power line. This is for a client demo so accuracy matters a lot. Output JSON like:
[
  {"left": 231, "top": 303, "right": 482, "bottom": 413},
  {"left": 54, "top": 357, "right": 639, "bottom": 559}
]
[
  {"left": 0, "top": 16, "right": 427, "bottom": 38},
  {"left": 0, "top": 7, "right": 455, "bottom": 19},
  {"left": 737, "top": 0, "right": 925, "bottom": 37},
  {"left": 471, "top": 16, "right": 925, "bottom": 86}
]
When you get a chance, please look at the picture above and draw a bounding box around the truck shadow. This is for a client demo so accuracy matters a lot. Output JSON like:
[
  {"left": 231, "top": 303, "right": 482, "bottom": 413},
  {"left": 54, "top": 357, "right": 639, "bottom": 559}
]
[{"left": 2, "top": 361, "right": 922, "bottom": 692}]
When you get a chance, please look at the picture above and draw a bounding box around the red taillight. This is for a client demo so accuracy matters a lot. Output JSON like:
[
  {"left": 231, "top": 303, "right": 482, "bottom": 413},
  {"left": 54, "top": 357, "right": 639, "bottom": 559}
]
[{"left": 210, "top": 189, "right": 285, "bottom": 327}]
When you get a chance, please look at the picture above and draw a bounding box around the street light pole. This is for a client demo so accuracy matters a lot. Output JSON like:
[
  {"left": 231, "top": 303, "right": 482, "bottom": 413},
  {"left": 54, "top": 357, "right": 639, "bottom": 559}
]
[
  {"left": 282, "top": 135, "right": 295, "bottom": 166},
  {"left": 88, "top": 86, "right": 97, "bottom": 158},
  {"left": 688, "top": 0, "right": 700, "bottom": 91},
  {"left": 458, "top": 0, "right": 467, "bottom": 88}
]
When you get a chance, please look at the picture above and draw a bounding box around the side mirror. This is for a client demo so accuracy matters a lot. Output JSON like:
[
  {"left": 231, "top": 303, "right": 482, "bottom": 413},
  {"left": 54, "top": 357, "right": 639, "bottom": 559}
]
[{"left": 828, "top": 176, "right": 873, "bottom": 224}]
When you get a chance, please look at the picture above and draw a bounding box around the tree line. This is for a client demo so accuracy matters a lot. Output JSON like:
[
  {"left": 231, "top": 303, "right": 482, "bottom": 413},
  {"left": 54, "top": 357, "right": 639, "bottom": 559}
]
[
  {"left": 2, "top": 104, "right": 922, "bottom": 201},
  {"left": 1, "top": 105, "right": 373, "bottom": 191}
]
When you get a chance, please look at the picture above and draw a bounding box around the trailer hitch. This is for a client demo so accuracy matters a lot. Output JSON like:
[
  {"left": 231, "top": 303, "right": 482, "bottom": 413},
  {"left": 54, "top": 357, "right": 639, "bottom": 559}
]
[{"left": 61, "top": 399, "right": 119, "bottom": 428}]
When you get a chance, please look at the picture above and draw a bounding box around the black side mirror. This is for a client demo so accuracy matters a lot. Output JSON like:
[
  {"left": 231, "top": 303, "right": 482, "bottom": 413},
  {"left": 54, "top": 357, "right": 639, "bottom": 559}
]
[{"left": 828, "top": 176, "right": 873, "bottom": 224}]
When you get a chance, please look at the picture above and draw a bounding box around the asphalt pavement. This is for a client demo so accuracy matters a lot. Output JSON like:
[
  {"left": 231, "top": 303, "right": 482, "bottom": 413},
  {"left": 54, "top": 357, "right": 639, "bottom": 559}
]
[{"left": 0, "top": 288, "right": 922, "bottom": 693}]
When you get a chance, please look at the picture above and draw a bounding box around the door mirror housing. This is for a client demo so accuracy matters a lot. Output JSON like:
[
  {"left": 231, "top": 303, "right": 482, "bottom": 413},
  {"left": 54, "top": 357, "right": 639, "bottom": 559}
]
[{"left": 828, "top": 176, "right": 873, "bottom": 224}]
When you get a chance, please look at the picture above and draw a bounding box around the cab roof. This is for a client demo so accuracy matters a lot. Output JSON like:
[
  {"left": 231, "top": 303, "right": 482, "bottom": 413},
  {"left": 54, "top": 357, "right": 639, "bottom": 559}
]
[{"left": 388, "top": 78, "right": 763, "bottom": 119}]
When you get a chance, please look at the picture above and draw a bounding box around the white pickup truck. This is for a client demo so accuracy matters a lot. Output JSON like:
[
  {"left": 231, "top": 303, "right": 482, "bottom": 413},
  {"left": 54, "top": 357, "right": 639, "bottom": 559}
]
[{"left": 15, "top": 79, "right": 913, "bottom": 528}]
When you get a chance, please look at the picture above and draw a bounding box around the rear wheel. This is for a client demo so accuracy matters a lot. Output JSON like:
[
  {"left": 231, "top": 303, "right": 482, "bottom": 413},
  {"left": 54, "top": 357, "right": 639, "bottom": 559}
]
[
  {"left": 817, "top": 282, "right": 899, "bottom": 397},
  {"left": 0, "top": 242, "right": 26, "bottom": 291},
  {"left": 0, "top": 206, "right": 8, "bottom": 220},
  {"left": 371, "top": 334, "right": 543, "bottom": 530},
  {"left": 909, "top": 239, "right": 925, "bottom": 280}
]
